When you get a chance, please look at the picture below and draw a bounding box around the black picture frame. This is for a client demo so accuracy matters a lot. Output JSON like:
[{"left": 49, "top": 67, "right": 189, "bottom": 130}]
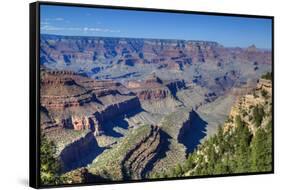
[{"left": 30, "top": 1, "right": 274, "bottom": 188}]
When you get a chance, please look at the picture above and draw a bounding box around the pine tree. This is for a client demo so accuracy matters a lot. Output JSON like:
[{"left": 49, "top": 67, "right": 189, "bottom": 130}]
[
  {"left": 235, "top": 125, "right": 251, "bottom": 173},
  {"left": 235, "top": 115, "right": 243, "bottom": 128},
  {"left": 40, "top": 134, "right": 63, "bottom": 185},
  {"left": 183, "top": 154, "right": 194, "bottom": 171},
  {"left": 174, "top": 164, "right": 183, "bottom": 177},
  {"left": 251, "top": 126, "right": 272, "bottom": 172},
  {"left": 206, "top": 144, "right": 216, "bottom": 174},
  {"left": 217, "top": 125, "right": 224, "bottom": 144},
  {"left": 252, "top": 105, "right": 264, "bottom": 127},
  {"left": 214, "top": 162, "right": 227, "bottom": 175}
]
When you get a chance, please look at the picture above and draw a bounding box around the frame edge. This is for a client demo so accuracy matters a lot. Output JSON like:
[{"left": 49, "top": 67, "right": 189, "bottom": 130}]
[{"left": 30, "top": 1, "right": 40, "bottom": 189}]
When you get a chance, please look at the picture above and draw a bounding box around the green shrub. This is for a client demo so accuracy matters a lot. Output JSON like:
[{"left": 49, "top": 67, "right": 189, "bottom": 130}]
[
  {"left": 261, "top": 72, "right": 272, "bottom": 81},
  {"left": 40, "top": 134, "right": 64, "bottom": 185},
  {"left": 252, "top": 105, "right": 264, "bottom": 127}
]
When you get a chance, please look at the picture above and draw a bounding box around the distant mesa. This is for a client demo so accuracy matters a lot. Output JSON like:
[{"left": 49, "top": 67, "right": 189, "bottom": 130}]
[
  {"left": 40, "top": 34, "right": 271, "bottom": 79},
  {"left": 246, "top": 44, "right": 257, "bottom": 52},
  {"left": 145, "top": 73, "right": 163, "bottom": 84}
]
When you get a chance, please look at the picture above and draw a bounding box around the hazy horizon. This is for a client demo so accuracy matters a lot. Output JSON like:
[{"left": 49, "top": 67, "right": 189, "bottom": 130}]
[{"left": 40, "top": 5, "right": 272, "bottom": 49}]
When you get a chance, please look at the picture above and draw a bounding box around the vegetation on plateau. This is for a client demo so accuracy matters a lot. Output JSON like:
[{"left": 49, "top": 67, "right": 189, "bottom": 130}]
[
  {"left": 40, "top": 134, "right": 67, "bottom": 185},
  {"left": 261, "top": 72, "right": 272, "bottom": 81},
  {"left": 152, "top": 119, "right": 272, "bottom": 178},
  {"left": 151, "top": 78, "right": 272, "bottom": 178}
]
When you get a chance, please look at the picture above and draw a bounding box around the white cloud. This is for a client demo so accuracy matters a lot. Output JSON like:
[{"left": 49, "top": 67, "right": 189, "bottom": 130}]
[
  {"left": 67, "top": 27, "right": 83, "bottom": 31},
  {"left": 43, "top": 18, "right": 65, "bottom": 22},
  {"left": 86, "top": 27, "right": 120, "bottom": 33},
  {"left": 41, "top": 25, "right": 120, "bottom": 33},
  {"left": 41, "top": 22, "right": 49, "bottom": 25},
  {"left": 41, "top": 25, "right": 66, "bottom": 31},
  {"left": 54, "top": 17, "right": 64, "bottom": 21}
]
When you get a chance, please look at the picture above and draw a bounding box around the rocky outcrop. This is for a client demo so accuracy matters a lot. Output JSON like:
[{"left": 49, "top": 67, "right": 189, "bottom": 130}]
[
  {"left": 92, "top": 96, "right": 141, "bottom": 135},
  {"left": 186, "top": 40, "right": 221, "bottom": 63},
  {"left": 136, "top": 80, "right": 186, "bottom": 101},
  {"left": 40, "top": 70, "right": 142, "bottom": 134},
  {"left": 257, "top": 78, "right": 272, "bottom": 92},
  {"left": 58, "top": 96, "right": 141, "bottom": 135},
  {"left": 121, "top": 125, "right": 162, "bottom": 179},
  {"left": 137, "top": 88, "right": 169, "bottom": 101},
  {"left": 87, "top": 125, "right": 171, "bottom": 180},
  {"left": 40, "top": 71, "right": 95, "bottom": 109},
  {"left": 166, "top": 80, "right": 186, "bottom": 98},
  {"left": 224, "top": 78, "right": 272, "bottom": 133},
  {"left": 125, "top": 74, "right": 186, "bottom": 101},
  {"left": 61, "top": 116, "right": 91, "bottom": 130}
]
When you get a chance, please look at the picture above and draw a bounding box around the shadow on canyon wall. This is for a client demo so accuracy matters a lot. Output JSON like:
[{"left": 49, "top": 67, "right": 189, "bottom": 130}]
[
  {"left": 83, "top": 171, "right": 110, "bottom": 183},
  {"left": 59, "top": 133, "right": 106, "bottom": 173},
  {"left": 102, "top": 107, "right": 145, "bottom": 138},
  {"left": 178, "top": 110, "right": 208, "bottom": 154}
]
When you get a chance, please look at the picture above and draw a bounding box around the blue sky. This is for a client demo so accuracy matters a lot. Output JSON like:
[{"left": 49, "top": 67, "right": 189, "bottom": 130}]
[{"left": 40, "top": 5, "right": 272, "bottom": 49}]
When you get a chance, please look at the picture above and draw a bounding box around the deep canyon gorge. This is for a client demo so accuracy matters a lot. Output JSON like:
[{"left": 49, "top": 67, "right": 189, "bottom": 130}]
[{"left": 40, "top": 34, "right": 272, "bottom": 181}]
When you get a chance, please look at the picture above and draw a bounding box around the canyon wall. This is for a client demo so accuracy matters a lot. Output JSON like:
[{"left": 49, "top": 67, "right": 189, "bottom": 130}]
[{"left": 60, "top": 132, "right": 104, "bottom": 172}]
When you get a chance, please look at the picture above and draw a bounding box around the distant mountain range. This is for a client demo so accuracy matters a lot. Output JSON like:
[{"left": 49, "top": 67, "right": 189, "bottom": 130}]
[{"left": 40, "top": 34, "right": 271, "bottom": 79}]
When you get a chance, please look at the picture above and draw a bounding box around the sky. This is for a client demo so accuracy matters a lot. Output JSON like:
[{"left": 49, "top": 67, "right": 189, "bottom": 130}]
[{"left": 40, "top": 5, "right": 272, "bottom": 49}]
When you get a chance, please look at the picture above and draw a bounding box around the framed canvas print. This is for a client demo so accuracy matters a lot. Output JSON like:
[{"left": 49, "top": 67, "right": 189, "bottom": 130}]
[{"left": 29, "top": 1, "right": 274, "bottom": 188}]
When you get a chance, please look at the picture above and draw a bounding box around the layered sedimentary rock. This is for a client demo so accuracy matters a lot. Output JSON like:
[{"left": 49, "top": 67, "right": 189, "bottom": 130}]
[
  {"left": 88, "top": 125, "right": 168, "bottom": 180},
  {"left": 224, "top": 78, "right": 272, "bottom": 133},
  {"left": 40, "top": 35, "right": 271, "bottom": 79},
  {"left": 40, "top": 35, "right": 272, "bottom": 110},
  {"left": 65, "top": 116, "right": 91, "bottom": 130},
  {"left": 121, "top": 125, "right": 162, "bottom": 179},
  {"left": 125, "top": 73, "right": 186, "bottom": 101},
  {"left": 40, "top": 69, "right": 141, "bottom": 135}
]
